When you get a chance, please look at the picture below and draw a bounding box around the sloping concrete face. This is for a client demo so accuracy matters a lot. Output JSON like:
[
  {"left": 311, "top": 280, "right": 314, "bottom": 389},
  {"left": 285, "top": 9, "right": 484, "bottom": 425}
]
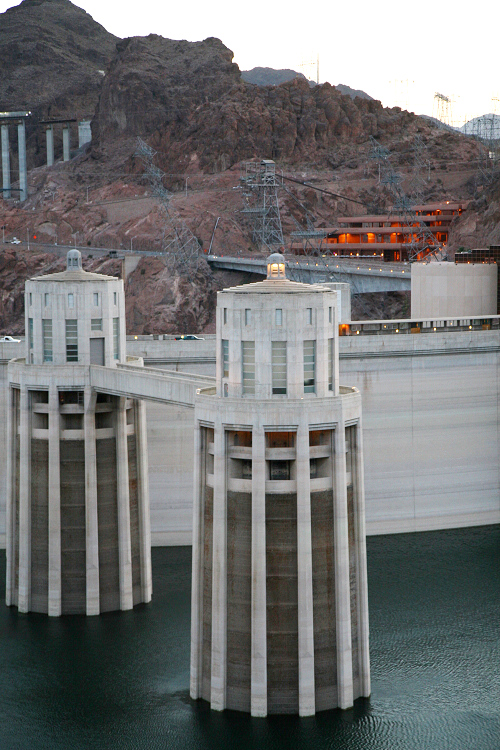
[{"left": 411, "top": 262, "right": 498, "bottom": 318}]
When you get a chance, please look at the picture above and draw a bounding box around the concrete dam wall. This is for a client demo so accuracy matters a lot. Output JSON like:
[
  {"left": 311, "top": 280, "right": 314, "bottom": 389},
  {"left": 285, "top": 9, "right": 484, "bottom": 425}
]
[{"left": 1, "top": 330, "right": 499, "bottom": 546}]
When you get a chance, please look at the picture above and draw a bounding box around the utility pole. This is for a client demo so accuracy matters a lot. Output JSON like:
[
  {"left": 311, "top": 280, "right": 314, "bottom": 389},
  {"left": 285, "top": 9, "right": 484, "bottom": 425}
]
[{"left": 27, "top": 226, "right": 30, "bottom": 251}]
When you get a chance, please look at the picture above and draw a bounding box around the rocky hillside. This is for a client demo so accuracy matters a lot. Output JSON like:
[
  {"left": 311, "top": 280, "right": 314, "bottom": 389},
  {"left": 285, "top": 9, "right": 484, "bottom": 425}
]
[
  {"left": 0, "top": 0, "right": 117, "bottom": 117},
  {"left": 0, "top": 0, "right": 496, "bottom": 336}
]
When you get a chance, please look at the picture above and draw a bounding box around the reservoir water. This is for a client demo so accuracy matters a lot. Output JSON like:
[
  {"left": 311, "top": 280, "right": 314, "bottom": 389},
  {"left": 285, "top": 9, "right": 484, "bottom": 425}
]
[{"left": 0, "top": 525, "right": 498, "bottom": 749}]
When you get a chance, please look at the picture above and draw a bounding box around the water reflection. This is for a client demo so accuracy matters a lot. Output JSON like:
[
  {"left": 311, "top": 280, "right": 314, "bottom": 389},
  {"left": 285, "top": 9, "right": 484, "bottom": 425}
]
[{"left": 0, "top": 526, "right": 498, "bottom": 749}]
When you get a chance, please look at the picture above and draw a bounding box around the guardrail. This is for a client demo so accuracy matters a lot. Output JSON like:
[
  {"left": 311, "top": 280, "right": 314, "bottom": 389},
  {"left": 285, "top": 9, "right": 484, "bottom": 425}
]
[{"left": 340, "top": 316, "right": 500, "bottom": 336}]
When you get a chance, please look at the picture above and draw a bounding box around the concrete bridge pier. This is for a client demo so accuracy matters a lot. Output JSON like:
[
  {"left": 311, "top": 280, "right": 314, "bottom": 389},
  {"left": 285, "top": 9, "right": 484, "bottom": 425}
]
[
  {"left": 45, "top": 125, "right": 54, "bottom": 167},
  {"left": 62, "top": 124, "right": 70, "bottom": 162},
  {"left": 1, "top": 124, "right": 11, "bottom": 199},
  {"left": 17, "top": 120, "right": 27, "bottom": 202}
]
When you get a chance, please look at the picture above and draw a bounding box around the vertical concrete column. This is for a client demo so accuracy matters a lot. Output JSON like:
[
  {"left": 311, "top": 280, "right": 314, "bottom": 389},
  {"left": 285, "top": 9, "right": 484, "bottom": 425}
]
[
  {"left": 18, "top": 385, "right": 31, "bottom": 612},
  {"left": 5, "top": 386, "right": 14, "bottom": 606},
  {"left": 296, "top": 417, "right": 316, "bottom": 716},
  {"left": 1, "top": 124, "right": 11, "bottom": 199},
  {"left": 251, "top": 424, "right": 267, "bottom": 717},
  {"left": 210, "top": 419, "right": 227, "bottom": 710},
  {"left": 84, "top": 387, "right": 100, "bottom": 615},
  {"left": 47, "top": 386, "right": 61, "bottom": 616},
  {"left": 46, "top": 125, "right": 54, "bottom": 167},
  {"left": 333, "top": 421, "right": 354, "bottom": 709},
  {"left": 353, "top": 419, "right": 370, "bottom": 697},
  {"left": 190, "top": 422, "right": 204, "bottom": 700},
  {"left": 116, "top": 397, "right": 133, "bottom": 611},
  {"left": 62, "top": 125, "right": 70, "bottom": 162},
  {"left": 17, "top": 120, "right": 27, "bottom": 202},
  {"left": 135, "top": 399, "right": 152, "bottom": 602}
]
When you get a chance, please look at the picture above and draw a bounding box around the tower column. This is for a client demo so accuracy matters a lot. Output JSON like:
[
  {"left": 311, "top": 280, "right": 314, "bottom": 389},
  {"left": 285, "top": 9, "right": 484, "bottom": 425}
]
[
  {"left": 46, "top": 125, "right": 54, "bottom": 167},
  {"left": 135, "top": 399, "right": 152, "bottom": 602},
  {"left": 296, "top": 418, "right": 316, "bottom": 716},
  {"left": 47, "top": 387, "right": 61, "bottom": 616},
  {"left": 210, "top": 419, "right": 227, "bottom": 710},
  {"left": 84, "top": 387, "right": 100, "bottom": 615},
  {"left": 354, "top": 419, "right": 371, "bottom": 697},
  {"left": 333, "top": 422, "right": 354, "bottom": 708},
  {"left": 251, "top": 425, "right": 267, "bottom": 717},
  {"left": 17, "top": 120, "right": 27, "bottom": 202},
  {"left": 1, "top": 124, "right": 11, "bottom": 199},
  {"left": 18, "top": 385, "right": 31, "bottom": 612},
  {"left": 62, "top": 125, "right": 70, "bottom": 162},
  {"left": 190, "top": 423, "right": 204, "bottom": 700},
  {"left": 5, "top": 386, "right": 14, "bottom": 606},
  {"left": 116, "top": 397, "right": 133, "bottom": 611}
]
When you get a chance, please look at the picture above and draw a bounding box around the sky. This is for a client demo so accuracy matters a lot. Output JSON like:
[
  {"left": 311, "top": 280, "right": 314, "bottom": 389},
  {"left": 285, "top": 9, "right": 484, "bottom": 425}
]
[{"left": 1, "top": 0, "right": 498, "bottom": 124}]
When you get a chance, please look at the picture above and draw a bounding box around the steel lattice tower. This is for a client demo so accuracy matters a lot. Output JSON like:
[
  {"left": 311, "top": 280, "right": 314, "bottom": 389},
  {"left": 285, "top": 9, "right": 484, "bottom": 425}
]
[
  {"left": 135, "top": 138, "right": 203, "bottom": 270},
  {"left": 241, "top": 160, "right": 285, "bottom": 251}
]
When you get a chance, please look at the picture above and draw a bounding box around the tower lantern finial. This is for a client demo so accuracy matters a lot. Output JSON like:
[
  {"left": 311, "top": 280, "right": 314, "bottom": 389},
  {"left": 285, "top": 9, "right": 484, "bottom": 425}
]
[
  {"left": 66, "top": 249, "right": 82, "bottom": 270},
  {"left": 266, "top": 252, "right": 286, "bottom": 280}
]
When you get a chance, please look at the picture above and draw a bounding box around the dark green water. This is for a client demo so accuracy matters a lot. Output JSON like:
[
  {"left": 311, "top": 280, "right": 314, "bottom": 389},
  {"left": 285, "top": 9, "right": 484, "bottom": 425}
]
[{"left": 0, "top": 525, "right": 499, "bottom": 750}]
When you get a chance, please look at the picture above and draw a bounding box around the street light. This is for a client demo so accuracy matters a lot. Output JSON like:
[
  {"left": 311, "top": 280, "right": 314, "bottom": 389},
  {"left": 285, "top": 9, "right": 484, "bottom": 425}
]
[{"left": 130, "top": 235, "right": 137, "bottom": 251}]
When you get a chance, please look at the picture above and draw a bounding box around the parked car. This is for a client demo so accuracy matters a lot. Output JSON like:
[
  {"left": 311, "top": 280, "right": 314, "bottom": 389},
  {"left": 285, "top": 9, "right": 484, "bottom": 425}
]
[
  {"left": 174, "top": 335, "right": 204, "bottom": 340},
  {"left": 10, "top": 238, "right": 21, "bottom": 245},
  {"left": 0, "top": 335, "right": 21, "bottom": 342}
]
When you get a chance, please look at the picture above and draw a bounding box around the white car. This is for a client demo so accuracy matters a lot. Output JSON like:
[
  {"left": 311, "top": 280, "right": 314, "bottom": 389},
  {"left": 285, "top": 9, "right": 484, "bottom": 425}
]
[
  {"left": 0, "top": 335, "right": 21, "bottom": 343},
  {"left": 10, "top": 238, "right": 21, "bottom": 245}
]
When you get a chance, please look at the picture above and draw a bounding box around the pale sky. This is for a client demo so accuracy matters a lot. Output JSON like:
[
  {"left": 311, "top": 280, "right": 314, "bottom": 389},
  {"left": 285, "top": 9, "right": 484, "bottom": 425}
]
[{"left": 1, "top": 0, "right": 498, "bottom": 123}]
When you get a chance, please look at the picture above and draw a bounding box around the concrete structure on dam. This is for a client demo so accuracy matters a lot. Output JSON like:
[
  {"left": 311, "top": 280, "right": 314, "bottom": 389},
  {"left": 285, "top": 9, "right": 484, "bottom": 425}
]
[
  {"left": 5, "top": 251, "right": 153, "bottom": 615},
  {"left": 189, "top": 254, "right": 370, "bottom": 715},
  {"left": 1, "top": 265, "right": 500, "bottom": 556}
]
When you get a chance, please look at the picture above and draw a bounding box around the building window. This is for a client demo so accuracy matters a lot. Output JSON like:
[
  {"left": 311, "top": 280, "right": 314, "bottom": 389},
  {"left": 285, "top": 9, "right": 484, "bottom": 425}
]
[
  {"left": 242, "top": 341, "right": 255, "bottom": 395},
  {"left": 242, "top": 460, "right": 252, "bottom": 479},
  {"left": 275, "top": 308, "right": 282, "bottom": 326},
  {"left": 328, "top": 338, "right": 333, "bottom": 391},
  {"left": 94, "top": 292, "right": 99, "bottom": 306},
  {"left": 44, "top": 293, "right": 50, "bottom": 307},
  {"left": 28, "top": 318, "right": 33, "bottom": 350},
  {"left": 329, "top": 306, "right": 332, "bottom": 323},
  {"left": 65, "top": 319, "right": 78, "bottom": 362},
  {"left": 113, "top": 292, "right": 117, "bottom": 306},
  {"left": 245, "top": 308, "right": 251, "bottom": 325},
  {"left": 306, "top": 308, "right": 312, "bottom": 325},
  {"left": 68, "top": 293, "right": 74, "bottom": 308},
  {"left": 91, "top": 318, "right": 102, "bottom": 331},
  {"left": 29, "top": 293, "right": 32, "bottom": 306},
  {"left": 223, "top": 307, "right": 227, "bottom": 325},
  {"left": 42, "top": 319, "right": 52, "bottom": 362},
  {"left": 272, "top": 340, "right": 287, "bottom": 394},
  {"left": 222, "top": 339, "right": 229, "bottom": 378},
  {"left": 113, "top": 317, "right": 120, "bottom": 360},
  {"left": 303, "top": 340, "right": 316, "bottom": 393},
  {"left": 269, "top": 460, "right": 290, "bottom": 481}
]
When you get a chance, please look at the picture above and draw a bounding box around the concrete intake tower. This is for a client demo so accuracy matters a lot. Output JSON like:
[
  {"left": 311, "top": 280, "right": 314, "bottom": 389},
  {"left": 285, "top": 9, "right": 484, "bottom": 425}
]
[
  {"left": 190, "top": 254, "right": 370, "bottom": 716},
  {"left": 5, "top": 250, "right": 152, "bottom": 616}
]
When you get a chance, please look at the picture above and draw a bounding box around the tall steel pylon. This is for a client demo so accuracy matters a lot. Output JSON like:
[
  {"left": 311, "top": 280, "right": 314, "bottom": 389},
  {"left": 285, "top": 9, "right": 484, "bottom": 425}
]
[
  {"left": 369, "top": 136, "right": 446, "bottom": 262},
  {"left": 241, "top": 160, "right": 285, "bottom": 252},
  {"left": 135, "top": 138, "right": 203, "bottom": 270}
]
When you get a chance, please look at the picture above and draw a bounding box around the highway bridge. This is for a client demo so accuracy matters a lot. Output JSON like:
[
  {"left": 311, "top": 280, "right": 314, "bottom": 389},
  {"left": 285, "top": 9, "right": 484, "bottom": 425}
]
[{"left": 206, "top": 255, "right": 411, "bottom": 293}]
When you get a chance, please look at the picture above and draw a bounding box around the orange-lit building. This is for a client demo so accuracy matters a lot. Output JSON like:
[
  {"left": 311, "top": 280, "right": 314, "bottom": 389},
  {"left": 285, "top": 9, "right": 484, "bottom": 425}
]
[{"left": 290, "top": 201, "right": 468, "bottom": 262}]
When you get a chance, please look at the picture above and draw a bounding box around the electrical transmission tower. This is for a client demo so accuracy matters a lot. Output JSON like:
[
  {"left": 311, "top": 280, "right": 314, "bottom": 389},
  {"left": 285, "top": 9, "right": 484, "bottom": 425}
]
[
  {"left": 407, "top": 134, "right": 429, "bottom": 205},
  {"left": 369, "top": 136, "right": 446, "bottom": 262},
  {"left": 135, "top": 138, "right": 203, "bottom": 270},
  {"left": 241, "top": 160, "right": 285, "bottom": 252}
]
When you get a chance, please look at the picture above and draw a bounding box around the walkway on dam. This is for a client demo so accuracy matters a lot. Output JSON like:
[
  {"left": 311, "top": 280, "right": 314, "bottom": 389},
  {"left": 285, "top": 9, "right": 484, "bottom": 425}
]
[
  {"left": 90, "top": 361, "right": 214, "bottom": 407},
  {"left": 207, "top": 255, "right": 412, "bottom": 292}
]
